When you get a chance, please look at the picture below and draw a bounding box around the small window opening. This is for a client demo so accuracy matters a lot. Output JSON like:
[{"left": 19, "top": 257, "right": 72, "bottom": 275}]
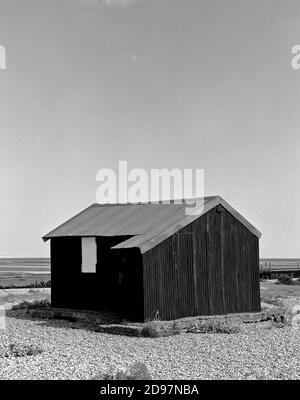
[{"left": 81, "top": 237, "right": 97, "bottom": 273}]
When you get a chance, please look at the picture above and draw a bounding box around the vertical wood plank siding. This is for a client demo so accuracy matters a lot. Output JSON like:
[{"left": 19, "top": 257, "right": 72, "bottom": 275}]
[{"left": 142, "top": 205, "right": 261, "bottom": 321}]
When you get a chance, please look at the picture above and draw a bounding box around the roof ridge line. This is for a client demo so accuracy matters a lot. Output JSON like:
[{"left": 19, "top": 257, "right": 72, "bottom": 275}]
[{"left": 91, "top": 196, "right": 218, "bottom": 207}]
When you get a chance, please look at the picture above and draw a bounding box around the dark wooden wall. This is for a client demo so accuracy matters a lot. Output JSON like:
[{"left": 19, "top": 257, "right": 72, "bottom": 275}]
[
  {"left": 142, "top": 205, "right": 261, "bottom": 321},
  {"left": 51, "top": 237, "right": 82, "bottom": 309},
  {"left": 50, "top": 237, "right": 143, "bottom": 320}
]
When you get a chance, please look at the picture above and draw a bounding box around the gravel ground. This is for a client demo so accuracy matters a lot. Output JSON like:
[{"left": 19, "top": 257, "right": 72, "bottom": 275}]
[{"left": 1, "top": 314, "right": 300, "bottom": 380}]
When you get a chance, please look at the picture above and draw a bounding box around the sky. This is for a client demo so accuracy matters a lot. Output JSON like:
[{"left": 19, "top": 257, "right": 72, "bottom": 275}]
[{"left": 0, "top": 0, "right": 299, "bottom": 257}]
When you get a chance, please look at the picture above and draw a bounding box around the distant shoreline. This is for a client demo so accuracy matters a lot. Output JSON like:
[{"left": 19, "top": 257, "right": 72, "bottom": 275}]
[
  {"left": 0, "top": 258, "right": 50, "bottom": 274},
  {"left": 260, "top": 258, "right": 300, "bottom": 261},
  {"left": 0, "top": 257, "right": 299, "bottom": 274},
  {"left": 0, "top": 257, "right": 50, "bottom": 264},
  {"left": 1, "top": 257, "right": 299, "bottom": 262},
  {"left": 0, "top": 270, "right": 50, "bottom": 274}
]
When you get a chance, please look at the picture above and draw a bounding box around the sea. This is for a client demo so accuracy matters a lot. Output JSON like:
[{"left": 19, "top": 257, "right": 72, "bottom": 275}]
[{"left": 0, "top": 258, "right": 50, "bottom": 274}]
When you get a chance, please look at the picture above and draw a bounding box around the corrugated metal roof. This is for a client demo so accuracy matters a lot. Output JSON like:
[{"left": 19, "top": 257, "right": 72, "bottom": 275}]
[{"left": 43, "top": 196, "right": 262, "bottom": 252}]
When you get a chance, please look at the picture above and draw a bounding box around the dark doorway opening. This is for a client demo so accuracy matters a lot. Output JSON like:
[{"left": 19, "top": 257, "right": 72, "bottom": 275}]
[{"left": 95, "top": 237, "right": 143, "bottom": 321}]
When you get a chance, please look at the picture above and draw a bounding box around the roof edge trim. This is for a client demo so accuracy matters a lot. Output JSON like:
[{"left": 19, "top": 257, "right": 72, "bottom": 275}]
[{"left": 42, "top": 204, "right": 95, "bottom": 242}]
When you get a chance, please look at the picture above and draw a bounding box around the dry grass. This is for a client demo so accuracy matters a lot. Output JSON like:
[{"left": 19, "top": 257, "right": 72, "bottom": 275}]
[
  {"left": 3, "top": 343, "right": 45, "bottom": 358},
  {"left": 0, "top": 289, "right": 50, "bottom": 306},
  {"left": 260, "top": 280, "right": 300, "bottom": 303},
  {"left": 0, "top": 272, "right": 50, "bottom": 289},
  {"left": 141, "top": 320, "right": 182, "bottom": 337},
  {"left": 91, "top": 362, "right": 152, "bottom": 380},
  {"left": 187, "top": 319, "right": 241, "bottom": 334}
]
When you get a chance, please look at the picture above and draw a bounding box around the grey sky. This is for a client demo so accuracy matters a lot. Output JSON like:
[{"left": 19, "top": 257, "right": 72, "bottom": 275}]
[{"left": 0, "top": 0, "right": 299, "bottom": 257}]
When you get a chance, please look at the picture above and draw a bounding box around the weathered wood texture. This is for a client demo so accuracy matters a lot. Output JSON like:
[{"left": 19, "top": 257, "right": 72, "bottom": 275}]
[{"left": 142, "top": 205, "right": 260, "bottom": 321}]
